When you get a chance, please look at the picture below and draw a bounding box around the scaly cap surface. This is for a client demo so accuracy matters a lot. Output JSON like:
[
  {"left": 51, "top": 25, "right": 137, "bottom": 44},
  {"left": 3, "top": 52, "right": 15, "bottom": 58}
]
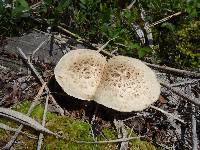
[
  {"left": 95, "top": 56, "right": 161, "bottom": 112},
  {"left": 54, "top": 49, "right": 107, "bottom": 100}
]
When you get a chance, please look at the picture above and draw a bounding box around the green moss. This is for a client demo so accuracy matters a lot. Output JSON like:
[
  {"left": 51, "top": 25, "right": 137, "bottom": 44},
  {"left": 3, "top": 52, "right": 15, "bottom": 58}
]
[
  {"left": 0, "top": 100, "right": 161, "bottom": 149},
  {"left": 14, "top": 100, "right": 31, "bottom": 113},
  {"left": 130, "top": 139, "right": 158, "bottom": 150}
]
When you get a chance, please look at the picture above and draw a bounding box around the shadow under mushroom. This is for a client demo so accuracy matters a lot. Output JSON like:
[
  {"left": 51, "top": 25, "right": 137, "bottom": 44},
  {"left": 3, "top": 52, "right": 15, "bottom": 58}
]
[{"left": 48, "top": 76, "right": 136, "bottom": 121}]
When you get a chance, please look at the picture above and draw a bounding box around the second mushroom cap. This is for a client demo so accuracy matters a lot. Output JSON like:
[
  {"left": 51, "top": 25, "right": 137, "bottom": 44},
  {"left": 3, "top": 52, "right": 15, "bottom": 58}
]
[{"left": 95, "top": 55, "right": 161, "bottom": 112}]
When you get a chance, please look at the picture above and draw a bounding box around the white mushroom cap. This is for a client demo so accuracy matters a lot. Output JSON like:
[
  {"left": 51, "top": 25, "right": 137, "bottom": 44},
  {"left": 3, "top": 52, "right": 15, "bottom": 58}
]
[
  {"left": 94, "top": 56, "right": 161, "bottom": 112},
  {"left": 54, "top": 49, "right": 107, "bottom": 100}
]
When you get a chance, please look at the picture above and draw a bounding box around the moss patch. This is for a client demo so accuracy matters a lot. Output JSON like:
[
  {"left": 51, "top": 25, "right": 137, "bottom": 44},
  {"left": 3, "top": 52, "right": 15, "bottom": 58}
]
[{"left": 0, "top": 100, "right": 161, "bottom": 149}]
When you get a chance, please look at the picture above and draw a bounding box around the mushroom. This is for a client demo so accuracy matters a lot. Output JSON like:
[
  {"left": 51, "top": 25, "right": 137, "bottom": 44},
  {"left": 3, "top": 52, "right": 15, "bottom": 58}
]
[
  {"left": 94, "top": 55, "right": 161, "bottom": 112},
  {"left": 54, "top": 49, "right": 107, "bottom": 100},
  {"left": 54, "top": 50, "right": 161, "bottom": 112}
]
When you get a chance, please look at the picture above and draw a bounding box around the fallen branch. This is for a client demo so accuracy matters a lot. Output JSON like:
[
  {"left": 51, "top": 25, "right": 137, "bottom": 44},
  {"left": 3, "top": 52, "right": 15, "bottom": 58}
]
[
  {"left": 2, "top": 83, "right": 46, "bottom": 149},
  {"left": 0, "top": 107, "right": 58, "bottom": 136},
  {"left": 145, "top": 62, "right": 200, "bottom": 78},
  {"left": 170, "top": 79, "right": 200, "bottom": 87},
  {"left": 114, "top": 119, "right": 128, "bottom": 150},
  {"left": 17, "top": 47, "right": 64, "bottom": 116},
  {"left": 75, "top": 136, "right": 144, "bottom": 144},
  {"left": 191, "top": 104, "right": 198, "bottom": 150},
  {"left": 149, "top": 105, "right": 185, "bottom": 124},
  {"left": 58, "top": 26, "right": 81, "bottom": 40},
  {"left": 147, "top": 12, "right": 182, "bottom": 28},
  {"left": 160, "top": 82, "right": 200, "bottom": 106},
  {"left": 0, "top": 123, "right": 37, "bottom": 139}
]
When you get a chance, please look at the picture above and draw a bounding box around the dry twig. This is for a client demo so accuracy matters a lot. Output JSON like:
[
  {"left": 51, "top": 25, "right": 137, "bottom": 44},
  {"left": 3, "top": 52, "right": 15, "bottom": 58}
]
[
  {"left": 0, "top": 108, "right": 57, "bottom": 136},
  {"left": 126, "top": 0, "right": 137, "bottom": 10},
  {"left": 191, "top": 104, "right": 198, "bottom": 150},
  {"left": 17, "top": 47, "right": 64, "bottom": 116},
  {"left": 160, "top": 82, "right": 200, "bottom": 106},
  {"left": 2, "top": 83, "right": 46, "bottom": 149},
  {"left": 37, "top": 94, "right": 50, "bottom": 150},
  {"left": 75, "top": 136, "right": 144, "bottom": 144},
  {"left": 58, "top": 26, "right": 81, "bottom": 40},
  {"left": 150, "top": 105, "right": 185, "bottom": 124},
  {"left": 31, "top": 38, "right": 50, "bottom": 60},
  {"left": 30, "top": 2, "right": 42, "bottom": 9},
  {"left": 145, "top": 62, "right": 200, "bottom": 78},
  {"left": 187, "top": 85, "right": 198, "bottom": 150},
  {"left": 0, "top": 123, "right": 37, "bottom": 139},
  {"left": 147, "top": 12, "right": 182, "bottom": 28},
  {"left": 170, "top": 79, "right": 200, "bottom": 87},
  {"left": 97, "top": 36, "right": 118, "bottom": 53},
  {"left": 114, "top": 119, "right": 129, "bottom": 150}
]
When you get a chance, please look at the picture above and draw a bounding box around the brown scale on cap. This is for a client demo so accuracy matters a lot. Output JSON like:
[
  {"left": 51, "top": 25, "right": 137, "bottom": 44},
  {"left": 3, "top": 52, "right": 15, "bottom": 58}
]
[
  {"left": 54, "top": 49, "right": 107, "bottom": 100},
  {"left": 95, "top": 56, "right": 161, "bottom": 112}
]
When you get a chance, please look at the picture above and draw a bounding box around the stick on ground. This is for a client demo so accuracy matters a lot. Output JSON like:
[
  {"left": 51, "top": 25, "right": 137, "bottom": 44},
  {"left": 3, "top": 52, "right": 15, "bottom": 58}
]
[
  {"left": 191, "top": 104, "right": 198, "bottom": 150},
  {"left": 160, "top": 82, "right": 200, "bottom": 106},
  {"left": 75, "top": 136, "right": 144, "bottom": 144},
  {"left": 17, "top": 47, "right": 64, "bottom": 116},
  {"left": 2, "top": 83, "right": 46, "bottom": 149},
  {"left": 37, "top": 94, "right": 50, "bottom": 150},
  {"left": 145, "top": 62, "right": 200, "bottom": 78},
  {"left": 150, "top": 105, "right": 185, "bottom": 124}
]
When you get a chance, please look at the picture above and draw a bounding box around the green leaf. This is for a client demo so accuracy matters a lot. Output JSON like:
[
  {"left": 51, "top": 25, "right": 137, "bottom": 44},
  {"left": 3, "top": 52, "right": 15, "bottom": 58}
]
[
  {"left": 80, "top": 0, "right": 86, "bottom": 5},
  {"left": 17, "top": 0, "right": 29, "bottom": 8},
  {"left": 55, "top": 0, "right": 70, "bottom": 13},
  {"left": 130, "top": 43, "right": 140, "bottom": 49},
  {"left": 12, "top": 0, "right": 30, "bottom": 17},
  {"left": 138, "top": 49, "right": 145, "bottom": 58}
]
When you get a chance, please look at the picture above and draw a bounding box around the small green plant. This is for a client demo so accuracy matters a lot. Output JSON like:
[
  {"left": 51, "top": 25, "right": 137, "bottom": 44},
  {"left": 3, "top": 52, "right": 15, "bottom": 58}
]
[
  {"left": 186, "top": 0, "right": 200, "bottom": 17},
  {"left": 0, "top": 0, "right": 199, "bottom": 68},
  {"left": 175, "top": 21, "right": 200, "bottom": 68},
  {"left": 39, "top": 0, "right": 70, "bottom": 26},
  {"left": 0, "top": 0, "right": 30, "bottom": 36}
]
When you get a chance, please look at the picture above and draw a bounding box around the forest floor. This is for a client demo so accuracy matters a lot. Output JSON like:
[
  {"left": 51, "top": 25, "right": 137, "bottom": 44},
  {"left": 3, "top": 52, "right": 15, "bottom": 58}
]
[{"left": 0, "top": 30, "right": 199, "bottom": 150}]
